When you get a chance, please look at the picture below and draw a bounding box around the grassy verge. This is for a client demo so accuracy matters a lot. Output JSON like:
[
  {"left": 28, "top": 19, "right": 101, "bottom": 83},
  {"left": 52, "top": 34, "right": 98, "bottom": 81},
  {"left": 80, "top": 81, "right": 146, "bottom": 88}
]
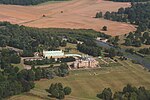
[
  {"left": 12, "top": 63, "right": 24, "bottom": 70},
  {"left": 59, "top": 43, "right": 84, "bottom": 55}
]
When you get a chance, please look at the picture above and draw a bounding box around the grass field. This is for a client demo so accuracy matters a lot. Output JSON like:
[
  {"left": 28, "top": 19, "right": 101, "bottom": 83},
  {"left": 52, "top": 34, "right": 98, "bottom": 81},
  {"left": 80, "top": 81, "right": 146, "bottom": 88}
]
[
  {"left": 9, "top": 59, "right": 150, "bottom": 100},
  {"left": 12, "top": 63, "right": 24, "bottom": 70},
  {"left": 59, "top": 43, "right": 84, "bottom": 54}
]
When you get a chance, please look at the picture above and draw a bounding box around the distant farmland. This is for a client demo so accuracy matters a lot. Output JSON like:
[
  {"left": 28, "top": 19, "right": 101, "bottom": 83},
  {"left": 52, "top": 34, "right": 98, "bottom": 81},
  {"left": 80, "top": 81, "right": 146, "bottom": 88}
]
[{"left": 0, "top": 0, "right": 135, "bottom": 36}]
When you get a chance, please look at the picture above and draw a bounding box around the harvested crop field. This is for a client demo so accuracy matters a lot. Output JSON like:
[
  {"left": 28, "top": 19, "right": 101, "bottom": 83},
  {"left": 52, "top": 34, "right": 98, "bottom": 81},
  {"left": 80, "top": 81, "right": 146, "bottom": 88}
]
[{"left": 0, "top": 0, "right": 136, "bottom": 36}]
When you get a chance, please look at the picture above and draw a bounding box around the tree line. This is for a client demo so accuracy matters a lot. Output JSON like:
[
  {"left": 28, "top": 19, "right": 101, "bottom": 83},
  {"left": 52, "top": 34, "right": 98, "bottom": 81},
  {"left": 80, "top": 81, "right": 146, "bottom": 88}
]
[
  {"left": 24, "top": 57, "right": 75, "bottom": 65},
  {"left": 97, "top": 84, "right": 150, "bottom": 100},
  {"left": 0, "top": 48, "right": 69, "bottom": 99},
  {"left": 138, "top": 48, "right": 150, "bottom": 55},
  {"left": 124, "top": 32, "right": 150, "bottom": 47},
  {"left": 0, "top": 22, "right": 108, "bottom": 57},
  {"left": 96, "top": 2, "right": 150, "bottom": 33},
  {"left": 0, "top": 0, "right": 66, "bottom": 5},
  {"left": 46, "top": 83, "right": 71, "bottom": 99},
  {"left": 95, "top": 2, "right": 150, "bottom": 48}
]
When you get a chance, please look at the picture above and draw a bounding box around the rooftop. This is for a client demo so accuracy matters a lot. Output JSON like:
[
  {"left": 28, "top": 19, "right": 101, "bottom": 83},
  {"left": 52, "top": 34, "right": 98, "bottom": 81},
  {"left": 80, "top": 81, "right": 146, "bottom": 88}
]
[{"left": 43, "top": 50, "right": 64, "bottom": 57}]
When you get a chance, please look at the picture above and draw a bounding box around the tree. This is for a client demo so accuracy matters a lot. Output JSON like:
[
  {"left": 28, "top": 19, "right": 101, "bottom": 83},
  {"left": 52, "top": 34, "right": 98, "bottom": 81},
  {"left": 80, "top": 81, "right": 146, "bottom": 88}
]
[
  {"left": 77, "top": 43, "right": 102, "bottom": 57},
  {"left": 108, "top": 48, "right": 116, "bottom": 58},
  {"left": 145, "top": 38, "right": 150, "bottom": 45},
  {"left": 125, "top": 38, "right": 132, "bottom": 46},
  {"left": 113, "top": 92, "right": 122, "bottom": 100},
  {"left": 46, "top": 83, "right": 71, "bottom": 99},
  {"left": 138, "top": 23, "right": 147, "bottom": 32},
  {"left": 143, "top": 32, "right": 149, "bottom": 40},
  {"left": 129, "top": 92, "right": 138, "bottom": 100},
  {"left": 64, "top": 87, "right": 72, "bottom": 95},
  {"left": 58, "top": 91, "right": 65, "bottom": 99},
  {"left": 102, "top": 26, "right": 108, "bottom": 31},
  {"left": 97, "top": 88, "right": 112, "bottom": 100},
  {"left": 17, "top": 69, "right": 35, "bottom": 81},
  {"left": 96, "top": 12, "right": 103, "bottom": 18},
  {"left": 127, "top": 32, "right": 134, "bottom": 39},
  {"left": 58, "top": 63, "right": 69, "bottom": 77},
  {"left": 20, "top": 80, "right": 35, "bottom": 92},
  {"left": 10, "top": 54, "right": 21, "bottom": 64},
  {"left": 118, "top": 7, "right": 125, "bottom": 14},
  {"left": 0, "top": 39, "right": 6, "bottom": 47},
  {"left": 0, "top": 0, "right": 64, "bottom": 5},
  {"left": 104, "top": 11, "right": 111, "bottom": 20},
  {"left": 34, "top": 68, "right": 42, "bottom": 81},
  {"left": 108, "top": 36, "right": 120, "bottom": 46},
  {"left": 134, "top": 39, "right": 142, "bottom": 47},
  {"left": 21, "top": 49, "right": 34, "bottom": 57},
  {"left": 27, "top": 70, "right": 35, "bottom": 81},
  {"left": 134, "top": 32, "right": 142, "bottom": 38},
  {"left": 114, "top": 36, "right": 119, "bottom": 42},
  {"left": 97, "top": 85, "right": 150, "bottom": 100}
]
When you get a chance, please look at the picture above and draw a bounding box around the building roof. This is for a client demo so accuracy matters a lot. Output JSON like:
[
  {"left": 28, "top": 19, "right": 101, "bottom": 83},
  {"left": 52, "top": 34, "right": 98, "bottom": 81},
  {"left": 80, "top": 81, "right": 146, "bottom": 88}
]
[
  {"left": 65, "top": 54, "right": 81, "bottom": 57},
  {"left": 43, "top": 50, "right": 64, "bottom": 57}
]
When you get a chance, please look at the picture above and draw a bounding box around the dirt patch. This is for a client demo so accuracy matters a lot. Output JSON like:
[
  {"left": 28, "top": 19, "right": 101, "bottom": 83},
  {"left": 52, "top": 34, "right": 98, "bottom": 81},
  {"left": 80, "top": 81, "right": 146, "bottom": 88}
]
[{"left": 0, "top": 0, "right": 136, "bottom": 36}]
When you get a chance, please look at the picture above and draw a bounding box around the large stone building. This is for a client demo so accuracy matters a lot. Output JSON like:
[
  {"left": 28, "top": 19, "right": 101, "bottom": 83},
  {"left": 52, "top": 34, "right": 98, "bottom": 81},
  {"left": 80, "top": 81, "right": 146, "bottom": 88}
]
[{"left": 73, "top": 57, "right": 99, "bottom": 69}]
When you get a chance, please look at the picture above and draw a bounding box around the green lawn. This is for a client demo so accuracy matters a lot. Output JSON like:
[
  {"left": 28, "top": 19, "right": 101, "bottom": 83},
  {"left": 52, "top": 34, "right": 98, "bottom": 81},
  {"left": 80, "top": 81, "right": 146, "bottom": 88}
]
[
  {"left": 59, "top": 43, "right": 84, "bottom": 55},
  {"left": 9, "top": 60, "right": 150, "bottom": 100},
  {"left": 12, "top": 63, "right": 24, "bottom": 70},
  {"left": 8, "top": 94, "right": 42, "bottom": 100}
]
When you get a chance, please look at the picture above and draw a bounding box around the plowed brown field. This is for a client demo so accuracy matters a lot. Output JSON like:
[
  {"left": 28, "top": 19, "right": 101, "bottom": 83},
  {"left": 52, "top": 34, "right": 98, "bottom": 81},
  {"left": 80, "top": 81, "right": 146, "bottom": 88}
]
[{"left": 0, "top": 0, "right": 136, "bottom": 36}]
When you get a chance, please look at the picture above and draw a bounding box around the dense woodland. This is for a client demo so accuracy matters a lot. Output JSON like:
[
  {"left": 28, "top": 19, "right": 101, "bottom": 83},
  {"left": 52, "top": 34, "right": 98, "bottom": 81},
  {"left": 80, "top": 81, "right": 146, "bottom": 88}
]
[
  {"left": 0, "top": 49, "right": 69, "bottom": 99},
  {"left": 97, "top": 84, "right": 150, "bottom": 100},
  {"left": 0, "top": 0, "right": 66, "bottom": 5},
  {"left": 0, "top": 22, "right": 109, "bottom": 57},
  {"left": 0, "top": 49, "right": 34, "bottom": 99},
  {"left": 96, "top": 2, "right": 150, "bottom": 32},
  {"left": 103, "top": 2, "right": 150, "bottom": 32},
  {"left": 96, "top": 2, "right": 150, "bottom": 49},
  {"left": 0, "top": 64, "right": 69, "bottom": 99},
  {"left": 0, "top": 49, "right": 21, "bottom": 68},
  {"left": 77, "top": 39, "right": 102, "bottom": 57}
]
